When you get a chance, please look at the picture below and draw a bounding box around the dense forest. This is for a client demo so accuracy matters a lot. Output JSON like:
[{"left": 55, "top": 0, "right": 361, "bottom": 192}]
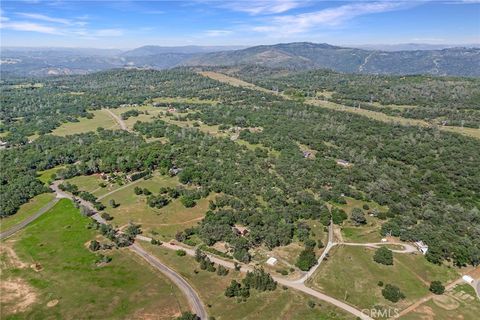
[
  {"left": 1, "top": 68, "right": 479, "bottom": 268},
  {"left": 221, "top": 65, "right": 480, "bottom": 128}
]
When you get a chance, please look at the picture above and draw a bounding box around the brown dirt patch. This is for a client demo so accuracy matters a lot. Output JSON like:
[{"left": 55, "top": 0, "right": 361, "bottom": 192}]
[
  {"left": 47, "top": 299, "right": 59, "bottom": 307},
  {"left": 0, "top": 244, "right": 28, "bottom": 269},
  {"left": 132, "top": 308, "right": 181, "bottom": 320},
  {"left": 412, "top": 305, "right": 435, "bottom": 320},
  {"left": 0, "top": 278, "right": 38, "bottom": 314},
  {"left": 432, "top": 294, "right": 460, "bottom": 310},
  {"left": 31, "top": 263, "right": 43, "bottom": 272}
]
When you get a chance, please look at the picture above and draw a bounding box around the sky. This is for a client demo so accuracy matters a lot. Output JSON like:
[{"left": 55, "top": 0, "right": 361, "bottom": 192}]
[{"left": 0, "top": 0, "right": 479, "bottom": 49}]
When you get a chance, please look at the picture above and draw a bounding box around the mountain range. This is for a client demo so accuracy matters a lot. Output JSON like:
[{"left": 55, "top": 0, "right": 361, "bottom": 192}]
[{"left": 1, "top": 42, "right": 479, "bottom": 77}]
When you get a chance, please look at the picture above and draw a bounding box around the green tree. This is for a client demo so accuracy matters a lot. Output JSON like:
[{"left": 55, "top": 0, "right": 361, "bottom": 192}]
[
  {"left": 351, "top": 208, "right": 367, "bottom": 225},
  {"left": 429, "top": 281, "right": 445, "bottom": 294},
  {"left": 373, "top": 247, "right": 393, "bottom": 265},
  {"left": 382, "top": 284, "right": 405, "bottom": 302},
  {"left": 296, "top": 249, "right": 317, "bottom": 271}
]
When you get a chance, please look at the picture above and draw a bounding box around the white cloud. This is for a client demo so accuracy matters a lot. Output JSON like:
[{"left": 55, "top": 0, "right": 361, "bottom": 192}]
[
  {"left": 0, "top": 21, "right": 62, "bottom": 34},
  {"left": 204, "top": 29, "right": 232, "bottom": 37},
  {"left": 220, "top": 0, "right": 305, "bottom": 15},
  {"left": 252, "top": 1, "right": 413, "bottom": 35},
  {"left": 16, "top": 12, "right": 72, "bottom": 24}
]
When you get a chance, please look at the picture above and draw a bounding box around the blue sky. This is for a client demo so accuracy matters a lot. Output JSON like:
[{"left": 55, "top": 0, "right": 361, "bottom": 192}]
[{"left": 1, "top": 0, "right": 479, "bottom": 48}]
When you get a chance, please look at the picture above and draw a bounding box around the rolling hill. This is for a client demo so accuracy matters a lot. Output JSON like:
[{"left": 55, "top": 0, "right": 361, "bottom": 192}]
[{"left": 1, "top": 42, "right": 479, "bottom": 77}]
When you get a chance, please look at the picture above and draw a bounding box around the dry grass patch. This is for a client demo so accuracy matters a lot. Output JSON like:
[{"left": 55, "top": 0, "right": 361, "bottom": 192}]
[{"left": 51, "top": 109, "right": 119, "bottom": 136}]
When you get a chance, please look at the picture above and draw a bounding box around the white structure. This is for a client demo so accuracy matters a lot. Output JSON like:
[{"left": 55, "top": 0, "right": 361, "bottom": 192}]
[
  {"left": 462, "top": 275, "right": 474, "bottom": 285},
  {"left": 381, "top": 238, "right": 388, "bottom": 243},
  {"left": 266, "top": 257, "right": 278, "bottom": 266},
  {"left": 414, "top": 241, "right": 429, "bottom": 255}
]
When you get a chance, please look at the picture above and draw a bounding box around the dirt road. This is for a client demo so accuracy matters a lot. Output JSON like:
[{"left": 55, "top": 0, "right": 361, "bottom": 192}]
[{"left": 104, "top": 109, "right": 130, "bottom": 132}]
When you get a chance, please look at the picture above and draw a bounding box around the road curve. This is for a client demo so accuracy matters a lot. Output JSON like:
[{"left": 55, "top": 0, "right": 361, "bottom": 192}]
[
  {"left": 51, "top": 181, "right": 208, "bottom": 319},
  {"left": 341, "top": 242, "right": 417, "bottom": 253},
  {"left": 130, "top": 243, "right": 207, "bottom": 319},
  {"left": 0, "top": 197, "right": 60, "bottom": 240}
]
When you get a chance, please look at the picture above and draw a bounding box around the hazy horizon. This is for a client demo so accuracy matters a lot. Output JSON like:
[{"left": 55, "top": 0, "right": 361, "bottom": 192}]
[{"left": 1, "top": 1, "right": 479, "bottom": 49}]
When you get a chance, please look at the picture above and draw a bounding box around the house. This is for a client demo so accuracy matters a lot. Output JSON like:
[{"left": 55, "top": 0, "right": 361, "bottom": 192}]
[
  {"left": 462, "top": 275, "right": 474, "bottom": 285},
  {"left": 266, "top": 257, "right": 278, "bottom": 266},
  {"left": 169, "top": 167, "right": 182, "bottom": 176},
  {"left": 232, "top": 225, "right": 249, "bottom": 237},
  {"left": 336, "top": 159, "right": 351, "bottom": 167},
  {"left": 381, "top": 238, "right": 388, "bottom": 243},
  {"left": 414, "top": 241, "right": 429, "bottom": 255}
]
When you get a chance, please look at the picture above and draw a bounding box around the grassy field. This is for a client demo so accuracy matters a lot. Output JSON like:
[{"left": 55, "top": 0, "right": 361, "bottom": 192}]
[
  {"left": 152, "top": 96, "right": 218, "bottom": 105},
  {"left": 333, "top": 197, "right": 387, "bottom": 243},
  {"left": 143, "top": 244, "right": 354, "bottom": 320},
  {"left": 37, "top": 166, "right": 66, "bottom": 185},
  {"left": 307, "top": 245, "right": 459, "bottom": 313},
  {"left": 0, "top": 199, "right": 187, "bottom": 319},
  {"left": 0, "top": 193, "right": 55, "bottom": 232},
  {"left": 402, "top": 283, "right": 479, "bottom": 320},
  {"left": 108, "top": 105, "right": 164, "bottom": 130},
  {"left": 82, "top": 173, "right": 213, "bottom": 239},
  {"left": 51, "top": 109, "right": 119, "bottom": 136}
]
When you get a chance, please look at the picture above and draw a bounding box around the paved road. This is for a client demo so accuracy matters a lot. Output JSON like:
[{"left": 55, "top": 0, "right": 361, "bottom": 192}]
[
  {"left": 130, "top": 243, "right": 207, "bottom": 319},
  {"left": 51, "top": 182, "right": 208, "bottom": 319},
  {"left": 142, "top": 235, "right": 373, "bottom": 320},
  {"left": 104, "top": 108, "right": 130, "bottom": 132},
  {"left": 0, "top": 197, "right": 60, "bottom": 240}
]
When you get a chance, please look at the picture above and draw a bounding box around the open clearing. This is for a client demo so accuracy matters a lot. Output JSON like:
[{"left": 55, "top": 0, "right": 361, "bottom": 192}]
[
  {"left": 37, "top": 166, "right": 66, "bottom": 185},
  {"left": 401, "top": 283, "right": 480, "bottom": 320},
  {"left": 143, "top": 243, "right": 354, "bottom": 320},
  {"left": 70, "top": 172, "right": 213, "bottom": 239},
  {"left": 51, "top": 109, "right": 119, "bottom": 136},
  {"left": 0, "top": 193, "right": 55, "bottom": 232},
  {"left": 0, "top": 199, "right": 187, "bottom": 319},
  {"left": 333, "top": 197, "right": 387, "bottom": 243},
  {"left": 306, "top": 245, "right": 459, "bottom": 313}
]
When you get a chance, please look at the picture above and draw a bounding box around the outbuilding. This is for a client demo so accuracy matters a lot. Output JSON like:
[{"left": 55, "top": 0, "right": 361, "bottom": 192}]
[{"left": 266, "top": 257, "right": 278, "bottom": 266}]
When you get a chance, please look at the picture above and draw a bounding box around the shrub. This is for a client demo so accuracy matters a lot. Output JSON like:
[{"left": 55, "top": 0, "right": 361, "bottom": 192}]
[
  {"left": 382, "top": 284, "right": 405, "bottom": 302},
  {"left": 429, "top": 281, "right": 445, "bottom": 294},
  {"left": 373, "top": 247, "right": 393, "bottom": 265},
  {"left": 176, "top": 249, "right": 187, "bottom": 256}
]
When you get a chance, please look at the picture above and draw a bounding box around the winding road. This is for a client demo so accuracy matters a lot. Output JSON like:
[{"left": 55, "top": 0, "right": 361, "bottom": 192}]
[
  {"left": 4, "top": 180, "right": 465, "bottom": 320},
  {"left": 49, "top": 181, "right": 208, "bottom": 319}
]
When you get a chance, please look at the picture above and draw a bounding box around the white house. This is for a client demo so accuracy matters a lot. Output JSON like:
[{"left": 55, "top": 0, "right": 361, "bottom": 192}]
[
  {"left": 414, "top": 241, "right": 429, "bottom": 255},
  {"left": 462, "top": 275, "right": 474, "bottom": 285},
  {"left": 266, "top": 257, "right": 278, "bottom": 266}
]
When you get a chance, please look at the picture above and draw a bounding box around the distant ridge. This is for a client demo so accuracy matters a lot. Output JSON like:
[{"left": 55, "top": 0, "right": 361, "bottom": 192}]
[{"left": 1, "top": 42, "right": 479, "bottom": 77}]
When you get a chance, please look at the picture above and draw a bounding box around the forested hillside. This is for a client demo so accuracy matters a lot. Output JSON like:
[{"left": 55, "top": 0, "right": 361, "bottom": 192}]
[
  {"left": 1, "top": 69, "right": 479, "bottom": 268},
  {"left": 221, "top": 65, "right": 480, "bottom": 129}
]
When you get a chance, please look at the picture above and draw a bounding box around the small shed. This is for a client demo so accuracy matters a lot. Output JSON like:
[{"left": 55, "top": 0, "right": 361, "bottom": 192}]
[
  {"left": 414, "top": 241, "right": 429, "bottom": 255},
  {"left": 462, "top": 275, "right": 474, "bottom": 284},
  {"left": 336, "top": 159, "right": 351, "bottom": 167},
  {"left": 266, "top": 257, "right": 278, "bottom": 266}
]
